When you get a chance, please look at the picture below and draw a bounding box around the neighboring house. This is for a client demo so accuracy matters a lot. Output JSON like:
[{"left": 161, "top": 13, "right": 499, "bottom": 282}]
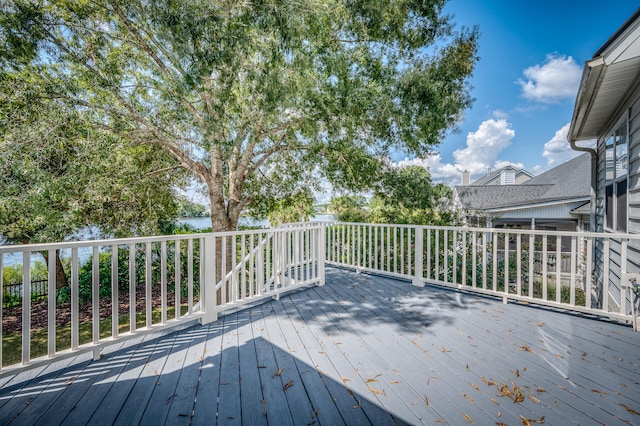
[
  {"left": 568, "top": 8, "right": 640, "bottom": 313},
  {"left": 453, "top": 153, "right": 591, "bottom": 231},
  {"left": 470, "top": 165, "right": 534, "bottom": 186}
]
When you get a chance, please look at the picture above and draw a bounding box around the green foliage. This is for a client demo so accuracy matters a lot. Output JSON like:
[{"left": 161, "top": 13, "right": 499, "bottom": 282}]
[
  {"left": 2, "top": 261, "right": 47, "bottom": 285},
  {"left": 329, "top": 195, "right": 368, "bottom": 223},
  {"left": 0, "top": 0, "right": 478, "bottom": 231},
  {"left": 0, "top": 68, "right": 186, "bottom": 245},
  {"left": 176, "top": 197, "right": 209, "bottom": 218}
]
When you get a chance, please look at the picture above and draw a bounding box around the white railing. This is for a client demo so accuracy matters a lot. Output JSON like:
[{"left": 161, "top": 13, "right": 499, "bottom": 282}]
[
  {"left": 325, "top": 222, "right": 640, "bottom": 324},
  {"left": 0, "top": 224, "right": 325, "bottom": 375},
  {"left": 3, "top": 220, "right": 638, "bottom": 374}
]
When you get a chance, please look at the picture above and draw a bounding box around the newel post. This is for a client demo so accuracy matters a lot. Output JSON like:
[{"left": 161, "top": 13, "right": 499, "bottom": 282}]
[
  {"left": 413, "top": 226, "right": 425, "bottom": 287},
  {"left": 201, "top": 234, "right": 218, "bottom": 324},
  {"left": 318, "top": 225, "right": 326, "bottom": 286}
]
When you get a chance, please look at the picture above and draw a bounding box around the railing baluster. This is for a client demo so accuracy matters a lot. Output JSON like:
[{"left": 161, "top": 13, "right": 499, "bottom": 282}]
[
  {"left": 145, "top": 242, "right": 152, "bottom": 329},
  {"left": 71, "top": 248, "right": 79, "bottom": 350},
  {"left": 249, "top": 234, "right": 255, "bottom": 297},
  {"left": 482, "top": 232, "right": 487, "bottom": 290},
  {"left": 22, "top": 252, "right": 31, "bottom": 364},
  {"left": 452, "top": 230, "right": 457, "bottom": 284},
  {"left": 435, "top": 230, "right": 440, "bottom": 281},
  {"left": 555, "top": 235, "right": 561, "bottom": 304},
  {"left": 393, "top": 226, "right": 398, "bottom": 274},
  {"left": 241, "top": 234, "right": 247, "bottom": 300},
  {"left": 161, "top": 241, "right": 167, "bottom": 324},
  {"left": 586, "top": 237, "right": 593, "bottom": 308},
  {"left": 222, "top": 236, "right": 227, "bottom": 302},
  {"left": 426, "top": 229, "right": 431, "bottom": 280},
  {"left": 504, "top": 232, "right": 509, "bottom": 295},
  {"left": 386, "top": 226, "right": 391, "bottom": 273},
  {"left": 374, "top": 226, "right": 378, "bottom": 270},
  {"left": 542, "top": 235, "right": 548, "bottom": 300},
  {"left": 187, "top": 239, "right": 194, "bottom": 315},
  {"left": 112, "top": 244, "right": 119, "bottom": 338},
  {"left": 92, "top": 246, "right": 100, "bottom": 344},
  {"left": 470, "top": 231, "right": 476, "bottom": 287},
  {"left": 48, "top": 249, "right": 56, "bottom": 358},
  {"left": 175, "top": 240, "right": 181, "bottom": 320},
  {"left": 461, "top": 231, "right": 466, "bottom": 286},
  {"left": 528, "top": 234, "right": 534, "bottom": 299},
  {"left": 570, "top": 236, "right": 577, "bottom": 306},
  {"left": 516, "top": 234, "right": 522, "bottom": 296},
  {"left": 492, "top": 232, "right": 498, "bottom": 292},
  {"left": 603, "top": 238, "right": 610, "bottom": 312},
  {"left": 444, "top": 230, "right": 448, "bottom": 283},
  {"left": 129, "top": 243, "right": 136, "bottom": 332}
]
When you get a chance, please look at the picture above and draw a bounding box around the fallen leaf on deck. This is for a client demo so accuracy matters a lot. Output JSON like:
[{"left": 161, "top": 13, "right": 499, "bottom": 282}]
[
  {"left": 366, "top": 378, "right": 379, "bottom": 383},
  {"left": 537, "top": 322, "right": 544, "bottom": 327},
  {"left": 312, "top": 408, "right": 318, "bottom": 418},
  {"left": 273, "top": 368, "right": 283, "bottom": 378},
  {"left": 261, "top": 399, "right": 267, "bottom": 416},
  {"left": 341, "top": 377, "right": 351, "bottom": 384},
  {"left": 470, "top": 383, "right": 480, "bottom": 391},
  {"left": 283, "top": 381, "right": 294, "bottom": 391},
  {"left": 461, "top": 413, "right": 474, "bottom": 424},
  {"left": 436, "top": 420, "right": 446, "bottom": 423},
  {"left": 441, "top": 347, "right": 451, "bottom": 353},
  {"left": 621, "top": 404, "right": 640, "bottom": 415},
  {"left": 490, "top": 398, "right": 499, "bottom": 405},
  {"left": 424, "top": 395, "right": 429, "bottom": 406},
  {"left": 591, "top": 389, "right": 607, "bottom": 395},
  {"left": 412, "top": 340, "right": 420, "bottom": 348},
  {"left": 389, "top": 381, "right": 400, "bottom": 384},
  {"left": 519, "top": 415, "right": 545, "bottom": 425},
  {"left": 515, "top": 369, "right": 520, "bottom": 377},
  {"left": 497, "top": 411, "right": 501, "bottom": 417},
  {"left": 527, "top": 394, "right": 540, "bottom": 403},
  {"left": 518, "top": 345, "right": 536, "bottom": 354},
  {"left": 258, "top": 365, "right": 266, "bottom": 369},
  {"left": 463, "top": 393, "right": 474, "bottom": 404}
]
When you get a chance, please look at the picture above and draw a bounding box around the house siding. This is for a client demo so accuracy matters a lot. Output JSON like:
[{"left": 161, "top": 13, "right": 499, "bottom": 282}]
[
  {"left": 594, "top": 84, "right": 640, "bottom": 313},
  {"left": 497, "top": 202, "right": 588, "bottom": 220}
]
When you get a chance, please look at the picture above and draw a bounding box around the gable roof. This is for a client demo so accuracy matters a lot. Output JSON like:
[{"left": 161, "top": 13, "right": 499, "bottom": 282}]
[
  {"left": 455, "top": 154, "right": 590, "bottom": 212},
  {"left": 471, "top": 165, "right": 534, "bottom": 185}
]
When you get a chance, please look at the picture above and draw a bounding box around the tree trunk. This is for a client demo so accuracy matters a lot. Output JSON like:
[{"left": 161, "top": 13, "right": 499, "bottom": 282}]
[{"left": 42, "top": 250, "right": 69, "bottom": 289}]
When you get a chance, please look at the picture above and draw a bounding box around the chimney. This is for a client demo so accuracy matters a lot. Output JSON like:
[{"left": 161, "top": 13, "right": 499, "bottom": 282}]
[{"left": 462, "top": 170, "right": 470, "bottom": 186}]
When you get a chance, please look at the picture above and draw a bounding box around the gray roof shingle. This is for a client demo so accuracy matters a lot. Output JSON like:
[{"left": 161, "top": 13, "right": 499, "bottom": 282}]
[{"left": 455, "top": 153, "right": 590, "bottom": 211}]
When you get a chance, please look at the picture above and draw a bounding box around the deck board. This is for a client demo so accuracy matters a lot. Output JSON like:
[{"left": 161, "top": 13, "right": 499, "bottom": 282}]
[{"left": 2, "top": 267, "right": 640, "bottom": 425}]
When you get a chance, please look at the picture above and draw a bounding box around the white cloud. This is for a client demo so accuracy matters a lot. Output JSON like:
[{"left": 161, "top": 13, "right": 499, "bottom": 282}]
[
  {"left": 518, "top": 54, "right": 582, "bottom": 103},
  {"left": 542, "top": 123, "right": 581, "bottom": 167},
  {"left": 398, "top": 118, "right": 516, "bottom": 184},
  {"left": 453, "top": 119, "right": 516, "bottom": 175}
]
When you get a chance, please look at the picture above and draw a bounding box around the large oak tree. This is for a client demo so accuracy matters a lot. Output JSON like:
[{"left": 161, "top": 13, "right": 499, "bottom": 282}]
[{"left": 1, "top": 0, "right": 478, "bottom": 232}]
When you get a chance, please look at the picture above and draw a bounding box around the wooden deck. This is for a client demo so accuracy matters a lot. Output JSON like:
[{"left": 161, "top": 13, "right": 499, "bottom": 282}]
[{"left": 1, "top": 267, "right": 639, "bottom": 425}]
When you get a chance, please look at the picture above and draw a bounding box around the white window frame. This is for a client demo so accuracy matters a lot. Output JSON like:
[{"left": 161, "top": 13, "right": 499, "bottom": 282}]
[{"left": 604, "top": 114, "right": 629, "bottom": 232}]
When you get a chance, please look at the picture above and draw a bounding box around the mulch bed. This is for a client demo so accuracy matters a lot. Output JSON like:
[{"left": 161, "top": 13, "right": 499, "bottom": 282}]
[{"left": 2, "top": 286, "right": 182, "bottom": 335}]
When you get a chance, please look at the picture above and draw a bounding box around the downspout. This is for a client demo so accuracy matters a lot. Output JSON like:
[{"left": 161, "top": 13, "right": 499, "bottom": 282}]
[{"left": 569, "top": 57, "right": 605, "bottom": 233}]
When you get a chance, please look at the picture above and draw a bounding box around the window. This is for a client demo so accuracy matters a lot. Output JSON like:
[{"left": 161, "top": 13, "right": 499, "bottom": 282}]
[{"left": 604, "top": 119, "right": 628, "bottom": 232}]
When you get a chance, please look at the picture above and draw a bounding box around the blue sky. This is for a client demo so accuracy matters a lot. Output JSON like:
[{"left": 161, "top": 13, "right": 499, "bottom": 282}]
[{"left": 397, "top": 0, "right": 639, "bottom": 185}]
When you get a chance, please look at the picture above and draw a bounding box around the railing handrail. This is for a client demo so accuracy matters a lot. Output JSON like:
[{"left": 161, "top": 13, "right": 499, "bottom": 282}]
[
  {"left": 328, "top": 221, "right": 640, "bottom": 240},
  {"left": 0, "top": 224, "right": 325, "bottom": 254}
]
